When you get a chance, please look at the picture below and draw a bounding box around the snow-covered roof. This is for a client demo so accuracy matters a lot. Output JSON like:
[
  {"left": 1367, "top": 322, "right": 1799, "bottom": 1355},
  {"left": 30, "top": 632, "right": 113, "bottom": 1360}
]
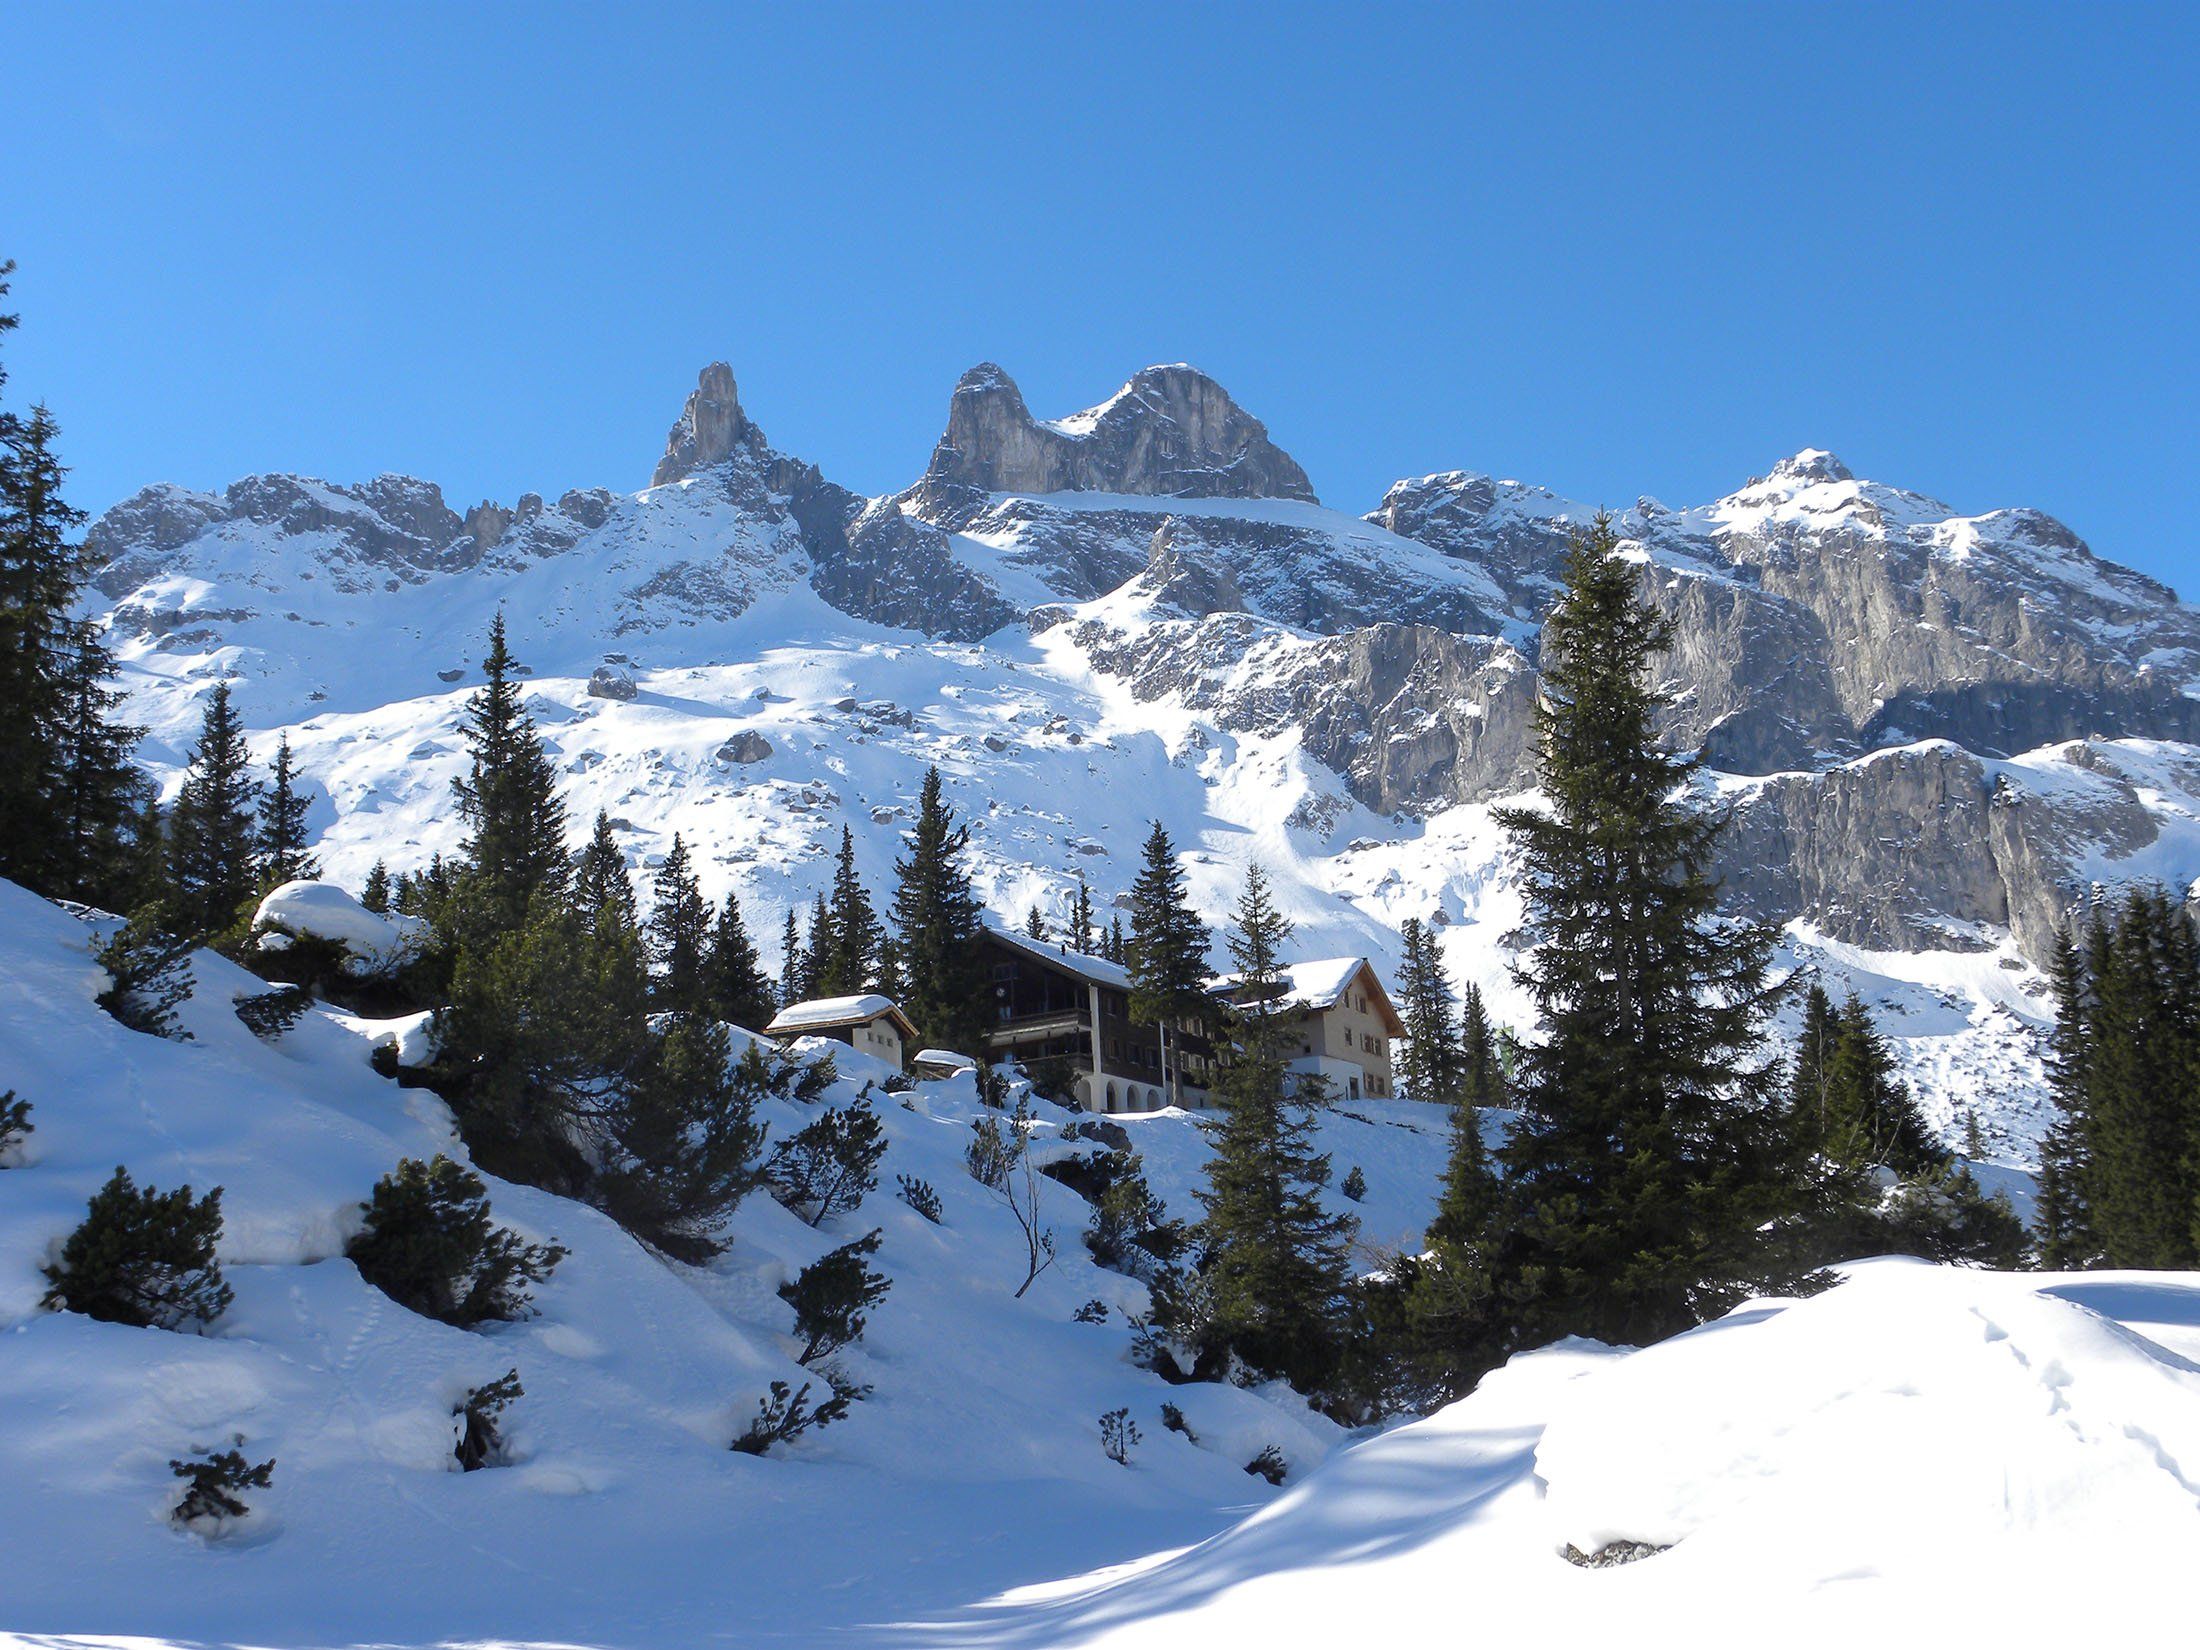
[
  {"left": 1211, "top": 956, "right": 1404, "bottom": 1035},
  {"left": 980, "top": 923, "right": 1134, "bottom": 990},
  {"left": 911, "top": 1048, "right": 978, "bottom": 1071},
  {"left": 766, "top": 994, "right": 909, "bottom": 1035}
]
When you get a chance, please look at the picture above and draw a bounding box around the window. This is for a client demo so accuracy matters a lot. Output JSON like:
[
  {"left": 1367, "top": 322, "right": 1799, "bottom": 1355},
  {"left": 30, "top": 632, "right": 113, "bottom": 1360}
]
[{"left": 1105, "top": 1082, "right": 1119, "bottom": 1111}]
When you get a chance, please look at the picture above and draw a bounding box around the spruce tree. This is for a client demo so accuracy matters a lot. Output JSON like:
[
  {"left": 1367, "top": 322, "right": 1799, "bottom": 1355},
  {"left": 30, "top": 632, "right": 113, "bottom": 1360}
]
[
  {"left": 1195, "top": 864, "right": 1356, "bottom": 1391},
  {"left": 168, "top": 683, "right": 262, "bottom": 938},
  {"left": 2033, "top": 926, "right": 2096, "bottom": 1266},
  {"left": 890, "top": 767, "right": 987, "bottom": 1055},
  {"left": 596, "top": 1017, "right": 768, "bottom": 1262},
  {"left": 1127, "top": 823, "right": 1213, "bottom": 1105},
  {"left": 706, "top": 892, "right": 777, "bottom": 1030},
  {"left": 42, "top": 1167, "right": 232, "bottom": 1329},
  {"left": 1482, "top": 514, "right": 1807, "bottom": 1352},
  {"left": 1428, "top": 983, "right": 1502, "bottom": 1249},
  {"left": 2085, "top": 891, "right": 2198, "bottom": 1268},
  {"left": 255, "top": 734, "right": 318, "bottom": 887},
  {"left": 449, "top": 614, "right": 568, "bottom": 942},
  {"left": 0, "top": 268, "right": 139, "bottom": 903},
  {"left": 1072, "top": 877, "right": 1096, "bottom": 954},
  {"left": 1108, "top": 913, "right": 1127, "bottom": 965},
  {"left": 814, "top": 828, "right": 884, "bottom": 996},
  {"left": 780, "top": 906, "right": 805, "bottom": 1006},
  {"left": 1025, "top": 903, "right": 1049, "bottom": 942},
  {"left": 798, "top": 891, "right": 832, "bottom": 1000},
  {"left": 647, "top": 833, "right": 712, "bottom": 1015},
  {"left": 1395, "top": 917, "right": 1464, "bottom": 1106},
  {"left": 360, "top": 859, "right": 393, "bottom": 914},
  {"left": 571, "top": 811, "right": 637, "bottom": 933}
]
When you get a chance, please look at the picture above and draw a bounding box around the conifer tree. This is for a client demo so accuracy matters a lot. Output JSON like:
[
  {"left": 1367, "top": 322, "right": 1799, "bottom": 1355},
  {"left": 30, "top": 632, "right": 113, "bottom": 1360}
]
[
  {"left": 2033, "top": 926, "right": 2096, "bottom": 1267},
  {"left": 42, "top": 1167, "right": 232, "bottom": 1330},
  {"left": 255, "top": 734, "right": 318, "bottom": 887},
  {"left": 798, "top": 891, "right": 832, "bottom": 1000},
  {"left": 571, "top": 811, "right": 637, "bottom": 933},
  {"left": 449, "top": 614, "right": 568, "bottom": 941},
  {"left": 360, "top": 859, "right": 392, "bottom": 914},
  {"left": 780, "top": 906, "right": 805, "bottom": 1006},
  {"left": 168, "top": 683, "right": 262, "bottom": 937},
  {"left": 596, "top": 1017, "right": 768, "bottom": 1261},
  {"left": 0, "top": 266, "right": 139, "bottom": 903},
  {"left": 1395, "top": 917, "right": 1464, "bottom": 1106},
  {"left": 1429, "top": 982, "right": 1503, "bottom": 1249},
  {"left": 1482, "top": 515, "right": 1808, "bottom": 1352},
  {"left": 1127, "top": 823, "right": 1212, "bottom": 1106},
  {"left": 1195, "top": 864, "right": 1356, "bottom": 1390},
  {"left": 706, "top": 891, "right": 777, "bottom": 1030},
  {"left": 890, "top": 767, "right": 987, "bottom": 1055},
  {"left": 1108, "top": 914, "right": 1127, "bottom": 965},
  {"left": 647, "top": 833, "right": 712, "bottom": 1015},
  {"left": 814, "top": 827, "right": 884, "bottom": 996},
  {"left": 2083, "top": 891, "right": 2198, "bottom": 1269},
  {"left": 1025, "top": 903, "right": 1049, "bottom": 942},
  {"left": 1072, "top": 877, "right": 1096, "bottom": 954}
]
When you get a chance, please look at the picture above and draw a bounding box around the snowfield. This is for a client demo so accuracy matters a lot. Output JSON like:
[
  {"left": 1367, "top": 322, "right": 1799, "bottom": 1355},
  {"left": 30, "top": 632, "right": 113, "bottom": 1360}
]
[{"left": 5, "top": 871, "right": 2196, "bottom": 1647}]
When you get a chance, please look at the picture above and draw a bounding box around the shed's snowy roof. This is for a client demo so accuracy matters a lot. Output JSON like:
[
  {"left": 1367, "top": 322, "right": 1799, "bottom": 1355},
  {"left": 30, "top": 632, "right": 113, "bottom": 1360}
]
[
  {"left": 912, "top": 1048, "right": 978, "bottom": 1071},
  {"left": 767, "top": 994, "right": 902, "bottom": 1033},
  {"left": 982, "top": 923, "right": 1134, "bottom": 990}
]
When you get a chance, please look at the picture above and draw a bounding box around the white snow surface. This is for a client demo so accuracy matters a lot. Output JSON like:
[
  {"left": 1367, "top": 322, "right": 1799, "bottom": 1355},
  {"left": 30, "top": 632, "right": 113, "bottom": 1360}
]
[{"left": 253, "top": 878, "right": 427, "bottom": 975}]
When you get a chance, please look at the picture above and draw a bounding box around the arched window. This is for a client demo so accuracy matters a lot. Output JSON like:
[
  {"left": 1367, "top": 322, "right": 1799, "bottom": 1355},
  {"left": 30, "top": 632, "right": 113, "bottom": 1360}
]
[{"left": 1106, "top": 1082, "right": 1119, "bottom": 1111}]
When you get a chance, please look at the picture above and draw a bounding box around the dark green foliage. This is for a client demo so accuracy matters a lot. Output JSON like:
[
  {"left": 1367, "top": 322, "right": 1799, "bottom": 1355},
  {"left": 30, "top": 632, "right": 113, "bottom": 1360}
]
[
  {"left": 814, "top": 827, "right": 885, "bottom": 996},
  {"left": 0, "top": 1089, "right": 29, "bottom": 1161},
  {"left": 890, "top": 766, "right": 987, "bottom": 1057},
  {"left": 346, "top": 1156, "right": 564, "bottom": 1327},
  {"left": 1478, "top": 516, "right": 1811, "bottom": 1354},
  {"left": 1073, "top": 1297, "right": 1109, "bottom": 1324},
  {"left": 1878, "top": 1166, "right": 2027, "bottom": 1268},
  {"left": 42, "top": 1167, "right": 232, "bottom": 1329},
  {"left": 966, "top": 1112, "right": 1014, "bottom": 1189},
  {"left": 706, "top": 891, "right": 777, "bottom": 1031},
  {"left": 360, "top": 859, "right": 392, "bottom": 914},
  {"left": 234, "top": 983, "right": 313, "bottom": 1041},
  {"left": 1098, "top": 1407, "right": 1139, "bottom": 1465},
  {"left": 766, "top": 1097, "right": 885, "bottom": 1227},
  {"left": 571, "top": 811, "right": 637, "bottom": 932},
  {"left": 447, "top": 614, "right": 568, "bottom": 944},
  {"left": 1127, "top": 822, "right": 1211, "bottom": 1105},
  {"left": 1159, "top": 1401, "right": 1195, "bottom": 1441},
  {"left": 1427, "top": 985, "right": 1502, "bottom": 1249},
  {"left": 1071, "top": 877, "right": 1096, "bottom": 954},
  {"left": 1245, "top": 1445, "right": 1288, "bottom": 1485},
  {"left": 779, "top": 1228, "right": 890, "bottom": 1363},
  {"left": 647, "top": 833, "right": 713, "bottom": 1014},
  {"left": 594, "top": 1019, "right": 768, "bottom": 1262},
  {"left": 2027, "top": 892, "right": 2200, "bottom": 1270},
  {"left": 1194, "top": 864, "right": 1356, "bottom": 1392},
  {"left": 0, "top": 265, "right": 144, "bottom": 907},
  {"left": 1341, "top": 1164, "right": 1367, "bottom": 1202},
  {"left": 1107, "top": 914, "right": 1127, "bottom": 965},
  {"left": 1079, "top": 1149, "right": 1189, "bottom": 1282},
  {"left": 168, "top": 683, "right": 261, "bottom": 939},
  {"left": 1395, "top": 916, "right": 1463, "bottom": 1106},
  {"left": 896, "top": 1174, "right": 943, "bottom": 1223},
  {"left": 779, "top": 907, "right": 805, "bottom": 1008},
  {"left": 454, "top": 1369, "right": 522, "bottom": 1471},
  {"left": 169, "top": 1447, "right": 274, "bottom": 1525},
  {"left": 1788, "top": 985, "right": 1941, "bottom": 1177},
  {"left": 730, "top": 1379, "right": 847, "bottom": 1453},
  {"left": 1024, "top": 1050, "right": 1079, "bottom": 1105},
  {"left": 95, "top": 905, "right": 195, "bottom": 1040},
  {"left": 256, "top": 734, "right": 318, "bottom": 887},
  {"left": 798, "top": 891, "right": 831, "bottom": 1000}
]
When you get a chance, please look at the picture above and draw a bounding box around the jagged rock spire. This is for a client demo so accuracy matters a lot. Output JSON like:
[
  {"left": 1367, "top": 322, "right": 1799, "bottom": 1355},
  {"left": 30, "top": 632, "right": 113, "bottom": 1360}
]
[{"left": 652, "top": 362, "right": 750, "bottom": 487}]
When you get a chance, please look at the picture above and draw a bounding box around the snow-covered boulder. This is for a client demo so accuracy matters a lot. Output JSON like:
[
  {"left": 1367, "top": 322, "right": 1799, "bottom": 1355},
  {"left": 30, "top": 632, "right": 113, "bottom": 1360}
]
[{"left": 253, "top": 880, "right": 428, "bottom": 977}]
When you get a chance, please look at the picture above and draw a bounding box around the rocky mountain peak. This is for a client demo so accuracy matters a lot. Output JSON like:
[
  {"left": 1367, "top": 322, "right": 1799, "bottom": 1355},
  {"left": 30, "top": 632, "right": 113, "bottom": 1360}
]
[
  {"left": 915, "top": 361, "right": 1318, "bottom": 506},
  {"left": 651, "top": 361, "right": 753, "bottom": 487},
  {"left": 1763, "top": 448, "right": 1856, "bottom": 486}
]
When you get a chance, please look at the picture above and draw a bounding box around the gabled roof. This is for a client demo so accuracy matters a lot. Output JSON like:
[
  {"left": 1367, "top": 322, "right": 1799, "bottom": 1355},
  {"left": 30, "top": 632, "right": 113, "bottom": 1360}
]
[
  {"left": 978, "top": 923, "right": 1134, "bottom": 991},
  {"left": 1212, "top": 957, "right": 1406, "bottom": 1038},
  {"left": 766, "top": 994, "right": 918, "bottom": 1041}
]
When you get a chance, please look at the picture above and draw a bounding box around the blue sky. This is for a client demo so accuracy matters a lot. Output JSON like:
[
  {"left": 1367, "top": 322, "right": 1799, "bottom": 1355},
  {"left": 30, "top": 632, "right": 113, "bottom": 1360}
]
[{"left": 4, "top": 2, "right": 2194, "bottom": 586}]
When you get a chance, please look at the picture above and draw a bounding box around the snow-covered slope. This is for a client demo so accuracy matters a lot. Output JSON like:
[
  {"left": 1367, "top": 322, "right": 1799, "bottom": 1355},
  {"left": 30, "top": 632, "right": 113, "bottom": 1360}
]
[
  {"left": 0, "top": 878, "right": 1448, "bottom": 1643},
  {"left": 933, "top": 1260, "right": 2200, "bottom": 1647}
]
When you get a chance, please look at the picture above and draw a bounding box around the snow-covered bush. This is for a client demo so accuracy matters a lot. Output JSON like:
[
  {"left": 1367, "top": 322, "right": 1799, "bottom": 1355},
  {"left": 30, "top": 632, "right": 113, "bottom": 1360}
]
[
  {"left": 94, "top": 909, "right": 194, "bottom": 1040},
  {"left": 346, "top": 1156, "right": 565, "bottom": 1327},
  {"left": 253, "top": 879, "right": 429, "bottom": 980},
  {"left": 170, "top": 1447, "right": 275, "bottom": 1527},
  {"left": 896, "top": 1173, "right": 943, "bottom": 1223},
  {"left": 730, "top": 1379, "right": 847, "bottom": 1455},
  {"left": 234, "top": 982, "right": 313, "bottom": 1041},
  {"left": 455, "top": 1370, "right": 523, "bottom": 1471},
  {"left": 765, "top": 1098, "right": 885, "bottom": 1228},
  {"left": 779, "top": 1228, "right": 891, "bottom": 1365},
  {"left": 1244, "top": 1445, "right": 1288, "bottom": 1485},
  {"left": 41, "top": 1166, "right": 232, "bottom": 1330},
  {"left": 1099, "top": 1407, "right": 1140, "bottom": 1466},
  {"left": 1073, "top": 1298, "right": 1109, "bottom": 1324},
  {"left": 0, "top": 1089, "right": 29, "bottom": 1164}
]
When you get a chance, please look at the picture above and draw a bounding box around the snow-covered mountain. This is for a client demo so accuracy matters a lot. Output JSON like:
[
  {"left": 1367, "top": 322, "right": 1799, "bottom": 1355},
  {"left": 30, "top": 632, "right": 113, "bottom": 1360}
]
[{"left": 76, "top": 361, "right": 2200, "bottom": 1166}]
